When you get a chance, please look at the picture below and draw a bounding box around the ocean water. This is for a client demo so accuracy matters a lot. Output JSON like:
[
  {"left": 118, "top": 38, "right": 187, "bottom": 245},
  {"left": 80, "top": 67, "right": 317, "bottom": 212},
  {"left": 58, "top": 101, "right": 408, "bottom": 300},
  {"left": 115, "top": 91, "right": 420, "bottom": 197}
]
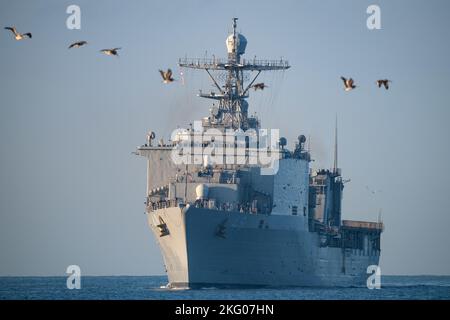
[{"left": 0, "top": 276, "right": 449, "bottom": 300}]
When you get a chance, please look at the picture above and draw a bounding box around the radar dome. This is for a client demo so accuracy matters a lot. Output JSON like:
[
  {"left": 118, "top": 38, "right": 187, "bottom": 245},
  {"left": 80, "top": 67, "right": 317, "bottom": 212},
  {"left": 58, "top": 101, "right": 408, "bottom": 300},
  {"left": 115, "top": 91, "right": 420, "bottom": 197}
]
[
  {"left": 226, "top": 33, "right": 247, "bottom": 55},
  {"left": 196, "top": 184, "right": 209, "bottom": 200},
  {"left": 298, "top": 135, "right": 306, "bottom": 144}
]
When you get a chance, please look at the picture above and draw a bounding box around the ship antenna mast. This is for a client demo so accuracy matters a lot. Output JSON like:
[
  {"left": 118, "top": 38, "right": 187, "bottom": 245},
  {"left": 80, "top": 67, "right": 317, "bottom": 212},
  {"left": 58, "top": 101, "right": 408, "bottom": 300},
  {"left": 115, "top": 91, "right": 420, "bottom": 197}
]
[
  {"left": 178, "top": 18, "right": 290, "bottom": 130},
  {"left": 232, "top": 17, "right": 238, "bottom": 59},
  {"left": 333, "top": 114, "right": 338, "bottom": 174}
]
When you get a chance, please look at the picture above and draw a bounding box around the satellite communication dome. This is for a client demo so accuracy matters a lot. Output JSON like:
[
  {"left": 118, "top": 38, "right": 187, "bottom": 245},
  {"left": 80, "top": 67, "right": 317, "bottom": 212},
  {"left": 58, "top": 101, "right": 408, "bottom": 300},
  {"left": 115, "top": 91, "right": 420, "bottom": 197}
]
[
  {"left": 226, "top": 33, "right": 247, "bottom": 55},
  {"left": 196, "top": 184, "right": 209, "bottom": 200},
  {"left": 298, "top": 135, "right": 307, "bottom": 144}
]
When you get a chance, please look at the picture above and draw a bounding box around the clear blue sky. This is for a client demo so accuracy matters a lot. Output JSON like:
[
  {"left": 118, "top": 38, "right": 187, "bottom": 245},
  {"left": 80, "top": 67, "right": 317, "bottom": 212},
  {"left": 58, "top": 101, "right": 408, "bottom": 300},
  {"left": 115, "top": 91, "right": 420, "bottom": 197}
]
[{"left": 1, "top": 0, "right": 449, "bottom": 276}]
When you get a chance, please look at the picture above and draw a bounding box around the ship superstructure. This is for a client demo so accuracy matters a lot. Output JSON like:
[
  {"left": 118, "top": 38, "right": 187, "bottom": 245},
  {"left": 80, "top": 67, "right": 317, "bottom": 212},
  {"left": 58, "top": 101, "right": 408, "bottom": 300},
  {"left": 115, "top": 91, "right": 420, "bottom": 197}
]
[{"left": 136, "top": 19, "right": 383, "bottom": 287}]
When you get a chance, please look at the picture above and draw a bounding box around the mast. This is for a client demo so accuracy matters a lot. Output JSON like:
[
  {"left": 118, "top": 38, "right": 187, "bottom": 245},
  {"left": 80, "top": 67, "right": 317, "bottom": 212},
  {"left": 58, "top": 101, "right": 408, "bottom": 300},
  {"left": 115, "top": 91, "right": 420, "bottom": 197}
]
[
  {"left": 333, "top": 114, "right": 338, "bottom": 173},
  {"left": 178, "top": 18, "right": 290, "bottom": 131}
]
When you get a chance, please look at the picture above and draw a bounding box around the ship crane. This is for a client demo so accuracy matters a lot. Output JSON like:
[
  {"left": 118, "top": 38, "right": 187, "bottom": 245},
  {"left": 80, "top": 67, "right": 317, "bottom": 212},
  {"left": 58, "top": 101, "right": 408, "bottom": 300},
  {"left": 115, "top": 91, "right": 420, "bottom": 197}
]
[{"left": 178, "top": 18, "right": 290, "bottom": 130}]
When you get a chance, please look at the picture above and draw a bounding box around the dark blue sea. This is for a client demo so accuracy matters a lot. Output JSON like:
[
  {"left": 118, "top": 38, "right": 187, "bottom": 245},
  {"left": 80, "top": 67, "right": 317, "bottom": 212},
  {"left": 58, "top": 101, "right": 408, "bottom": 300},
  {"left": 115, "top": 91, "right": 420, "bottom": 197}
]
[{"left": 0, "top": 276, "right": 449, "bottom": 300}]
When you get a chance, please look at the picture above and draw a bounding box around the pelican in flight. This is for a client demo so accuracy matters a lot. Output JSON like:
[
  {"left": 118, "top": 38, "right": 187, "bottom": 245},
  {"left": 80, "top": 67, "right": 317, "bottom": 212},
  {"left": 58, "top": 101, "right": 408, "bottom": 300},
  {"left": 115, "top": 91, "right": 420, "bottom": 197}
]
[
  {"left": 68, "top": 41, "right": 87, "bottom": 49},
  {"left": 252, "top": 83, "right": 268, "bottom": 91},
  {"left": 376, "top": 79, "right": 391, "bottom": 90},
  {"left": 4, "top": 27, "right": 32, "bottom": 40},
  {"left": 159, "top": 69, "right": 174, "bottom": 83},
  {"left": 100, "top": 48, "right": 121, "bottom": 57},
  {"left": 341, "top": 76, "right": 357, "bottom": 91}
]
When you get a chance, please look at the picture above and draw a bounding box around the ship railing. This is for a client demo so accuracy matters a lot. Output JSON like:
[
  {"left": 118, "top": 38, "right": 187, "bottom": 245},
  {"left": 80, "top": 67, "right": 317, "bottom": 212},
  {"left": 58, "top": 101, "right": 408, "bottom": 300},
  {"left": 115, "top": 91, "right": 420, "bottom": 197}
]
[
  {"left": 179, "top": 57, "right": 227, "bottom": 68},
  {"left": 147, "top": 199, "right": 180, "bottom": 212},
  {"left": 178, "top": 57, "right": 290, "bottom": 70},
  {"left": 147, "top": 198, "right": 269, "bottom": 215},
  {"left": 241, "top": 58, "right": 290, "bottom": 69},
  {"left": 342, "top": 220, "right": 384, "bottom": 231},
  {"left": 193, "top": 199, "right": 267, "bottom": 215}
]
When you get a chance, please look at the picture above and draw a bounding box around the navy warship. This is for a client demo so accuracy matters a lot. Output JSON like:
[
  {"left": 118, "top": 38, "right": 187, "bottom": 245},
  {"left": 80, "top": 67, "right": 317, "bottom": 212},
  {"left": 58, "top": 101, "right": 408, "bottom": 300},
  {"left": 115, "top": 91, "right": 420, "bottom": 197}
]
[{"left": 136, "top": 18, "right": 383, "bottom": 288}]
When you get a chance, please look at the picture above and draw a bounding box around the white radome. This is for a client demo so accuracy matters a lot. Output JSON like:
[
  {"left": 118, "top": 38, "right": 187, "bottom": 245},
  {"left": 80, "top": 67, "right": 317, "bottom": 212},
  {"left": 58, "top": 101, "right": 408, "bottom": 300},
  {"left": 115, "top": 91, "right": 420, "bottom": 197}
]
[{"left": 226, "top": 33, "right": 247, "bottom": 55}]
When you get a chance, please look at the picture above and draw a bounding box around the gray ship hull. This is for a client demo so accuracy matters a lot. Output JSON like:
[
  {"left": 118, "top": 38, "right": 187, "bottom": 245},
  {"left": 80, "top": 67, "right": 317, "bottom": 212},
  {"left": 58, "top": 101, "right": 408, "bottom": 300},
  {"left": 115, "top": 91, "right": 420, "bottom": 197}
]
[{"left": 148, "top": 207, "right": 380, "bottom": 288}]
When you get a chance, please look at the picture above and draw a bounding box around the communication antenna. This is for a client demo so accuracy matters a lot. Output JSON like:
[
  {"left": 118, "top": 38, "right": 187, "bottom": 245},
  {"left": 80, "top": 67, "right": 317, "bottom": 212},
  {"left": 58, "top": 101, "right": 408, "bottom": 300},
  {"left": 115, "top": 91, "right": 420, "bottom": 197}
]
[
  {"left": 333, "top": 114, "right": 338, "bottom": 174},
  {"left": 308, "top": 135, "right": 311, "bottom": 153}
]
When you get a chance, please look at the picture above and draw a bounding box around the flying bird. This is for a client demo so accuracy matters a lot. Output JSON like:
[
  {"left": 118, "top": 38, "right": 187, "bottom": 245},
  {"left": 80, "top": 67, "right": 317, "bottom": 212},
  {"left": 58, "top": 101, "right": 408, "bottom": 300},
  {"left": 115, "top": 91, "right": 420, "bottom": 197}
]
[
  {"left": 68, "top": 41, "right": 87, "bottom": 49},
  {"left": 4, "top": 27, "right": 32, "bottom": 40},
  {"left": 376, "top": 79, "right": 391, "bottom": 90},
  {"left": 159, "top": 69, "right": 174, "bottom": 83},
  {"left": 252, "top": 83, "right": 268, "bottom": 91},
  {"left": 365, "top": 186, "right": 382, "bottom": 195},
  {"left": 341, "top": 76, "right": 356, "bottom": 91},
  {"left": 100, "top": 48, "right": 121, "bottom": 57}
]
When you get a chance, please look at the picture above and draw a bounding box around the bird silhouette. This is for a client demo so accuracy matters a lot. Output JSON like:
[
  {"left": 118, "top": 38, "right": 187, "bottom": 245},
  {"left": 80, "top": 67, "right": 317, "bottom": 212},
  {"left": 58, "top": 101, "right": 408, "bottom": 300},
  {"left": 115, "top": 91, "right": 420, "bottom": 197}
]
[
  {"left": 252, "top": 83, "right": 268, "bottom": 91},
  {"left": 68, "top": 41, "right": 88, "bottom": 49},
  {"left": 376, "top": 79, "right": 391, "bottom": 90},
  {"left": 341, "top": 76, "right": 357, "bottom": 91},
  {"left": 4, "top": 27, "right": 32, "bottom": 40},
  {"left": 100, "top": 48, "right": 121, "bottom": 57},
  {"left": 159, "top": 69, "right": 175, "bottom": 83},
  {"left": 365, "top": 186, "right": 382, "bottom": 195}
]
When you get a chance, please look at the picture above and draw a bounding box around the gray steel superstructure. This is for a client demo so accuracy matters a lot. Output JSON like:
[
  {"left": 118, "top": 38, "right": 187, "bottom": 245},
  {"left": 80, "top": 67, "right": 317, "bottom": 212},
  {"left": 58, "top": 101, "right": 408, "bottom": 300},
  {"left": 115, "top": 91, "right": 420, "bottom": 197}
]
[{"left": 136, "top": 19, "right": 383, "bottom": 288}]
